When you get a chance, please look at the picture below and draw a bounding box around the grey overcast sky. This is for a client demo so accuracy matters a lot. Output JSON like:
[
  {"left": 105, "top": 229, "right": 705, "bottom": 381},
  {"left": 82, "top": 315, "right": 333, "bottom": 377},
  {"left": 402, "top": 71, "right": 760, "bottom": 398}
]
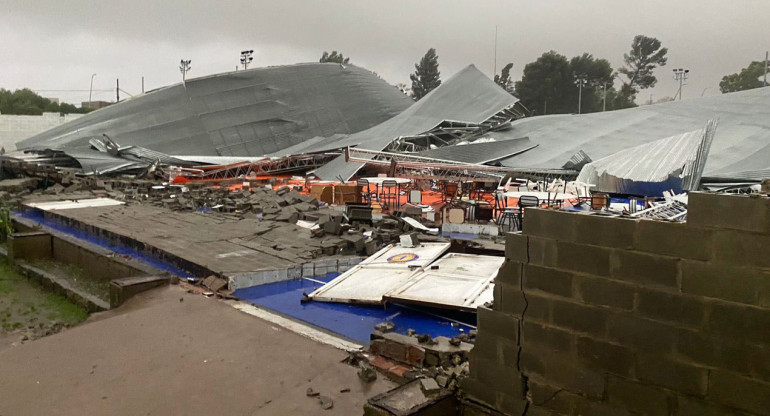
[{"left": 1, "top": 0, "right": 767, "bottom": 106}]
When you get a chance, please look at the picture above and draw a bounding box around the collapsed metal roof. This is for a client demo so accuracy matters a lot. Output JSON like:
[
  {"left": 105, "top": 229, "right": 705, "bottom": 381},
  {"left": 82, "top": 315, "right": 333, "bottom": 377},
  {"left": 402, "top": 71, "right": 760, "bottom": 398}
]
[
  {"left": 576, "top": 120, "right": 717, "bottom": 196},
  {"left": 17, "top": 63, "right": 414, "bottom": 158},
  {"left": 493, "top": 86, "right": 770, "bottom": 181},
  {"left": 300, "top": 65, "right": 521, "bottom": 180},
  {"left": 414, "top": 137, "right": 535, "bottom": 164}
]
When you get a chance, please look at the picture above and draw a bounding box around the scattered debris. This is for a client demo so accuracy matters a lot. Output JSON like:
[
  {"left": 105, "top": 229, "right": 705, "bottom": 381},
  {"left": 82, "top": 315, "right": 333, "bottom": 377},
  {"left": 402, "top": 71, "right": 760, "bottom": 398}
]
[
  {"left": 417, "top": 334, "right": 437, "bottom": 345},
  {"left": 318, "top": 395, "right": 334, "bottom": 410},
  {"left": 419, "top": 377, "right": 440, "bottom": 393},
  {"left": 306, "top": 387, "right": 320, "bottom": 397},
  {"left": 374, "top": 321, "right": 396, "bottom": 333},
  {"left": 358, "top": 363, "right": 378, "bottom": 383}
]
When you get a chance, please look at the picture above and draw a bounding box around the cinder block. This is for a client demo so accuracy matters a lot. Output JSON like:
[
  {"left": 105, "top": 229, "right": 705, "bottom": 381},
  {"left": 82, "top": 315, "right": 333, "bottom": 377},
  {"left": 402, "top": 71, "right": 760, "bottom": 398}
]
[
  {"left": 708, "top": 370, "right": 770, "bottom": 415},
  {"left": 528, "top": 236, "right": 558, "bottom": 268},
  {"left": 551, "top": 298, "right": 608, "bottom": 337},
  {"left": 573, "top": 213, "right": 638, "bottom": 249},
  {"left": 636, "top": 353, "right": 708, "bottom": 396},
  {"left": 521, "top": 291, "right": 552, "bottom": 323},
  {"left": 495, "top": 259, "right": 522, "bottom": 286},
  {"left": 636, "top": 288, "right": 706, "bottom": 328},
  {"left": 680, "top": 259, "right": 768, "bottom": 306},
  {"left": 676, "top": 395, "right": 739, "bottom": 416},
  {"left": 713, "top": 229, "right": 770, "bottom": 269},
  {"left": 460, "top": 377, "right": 498, "bottom": 410},
  {"left": 521, "top": 320, "right": 573, "bottom": 355},
  {"left": 635, "top": 220, "right": 713, "bottom": 261},
  {"left": 477, "top": 306, "right": 518, "bottom": 343},
  {"left": 522, "top": 208, "right": 576, "bottom": 241},
  {"left": 523, "top": 265, "right": 574, "bottom": 298},
  {"left": 607, "top": 313, "right": 677, "bottom": 354},
  {"left": 521, "top": 349, "right": 606, "bottom": 399},
  {"left": 675, "top": 328, "right": 750, "bottom": 375},
  {"left": 576, "top": 336, "right": 634, "bottom": 377},
  {"left": 469, "top": 332, "right": 498, "bottom": 363},
  {"left": 496, "top": 390, "right": 528, "bottom": 416},
  {"left": 576, "top": 275, "right": 635, "bottom": 310},
  {"left": 469, "top": 356, "right": 522, "bottom": 399},
  {"left": 687, "top": 192, "right": 770, "bottom": 234},
  {"left": 496, "top": 281, "right": 526, "bottom": 317},
  {"left": 556, "top": 242, "right": 612, "bottom": 277},
  {"left": 611, "top": 249, "right": 679, "bottom": 288},
  {"left": 527, "top": 379, "right": 579, "bottom": 415},
  {"left": 471, "top": 332, "right": 518, "bottom": 368},
  {"left": 747, "top": 343, "right": 770, "bottom": 383},
  {"left": 708, "top": 302, "right": 770, "bottom": 344},
  {"left": 504, "top": 232, "right": 528, "bottom": 262},
  {"left": 606, "top": 375, "right": 671, "bottom": 415}
]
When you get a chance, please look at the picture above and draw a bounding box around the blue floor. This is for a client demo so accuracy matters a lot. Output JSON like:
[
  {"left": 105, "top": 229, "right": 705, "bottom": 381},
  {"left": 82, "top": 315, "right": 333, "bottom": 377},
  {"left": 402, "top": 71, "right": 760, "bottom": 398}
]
[
  {"left": 15, "top": 210, "right": 195, "bottom": 278},
  {"left": 233, "top": 273, "right": 476, "bottom": 345}
]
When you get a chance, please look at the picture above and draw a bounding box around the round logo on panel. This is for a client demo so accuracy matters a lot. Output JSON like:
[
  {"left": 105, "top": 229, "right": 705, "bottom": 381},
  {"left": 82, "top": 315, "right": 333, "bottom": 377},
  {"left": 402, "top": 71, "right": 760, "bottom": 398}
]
[{"left": 387, "top": 253, "right": 419, "bottom": 263}]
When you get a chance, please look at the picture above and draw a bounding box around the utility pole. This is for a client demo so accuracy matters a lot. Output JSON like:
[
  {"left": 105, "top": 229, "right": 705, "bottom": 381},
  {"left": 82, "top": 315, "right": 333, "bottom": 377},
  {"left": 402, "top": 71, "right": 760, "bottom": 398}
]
[
  {"left": 89, "top": 73, "right": 97, "bottom": 104},
  {"left": 240, "top": 50, "right": 254, "bottom": 70},
  {"left": 602, "top": 82, "right": 607, "bottom": 112},
  {"left": 493, "top": 25, "right": 497, "bottom": 77},
  {"left": 179, "top": 59, "right": 192, "bottom": 81},
  {"left": 673, "top": 68, "right": 689, "bottom": 100},
  {"left": 116, "top": 79, "right": 120, "bottom": 102},
  {"left": 142, "top": 76, "right": 145, "bottom": 93},
  {"left": 574, "top": 75, "right": 587, "bottom": 114}
]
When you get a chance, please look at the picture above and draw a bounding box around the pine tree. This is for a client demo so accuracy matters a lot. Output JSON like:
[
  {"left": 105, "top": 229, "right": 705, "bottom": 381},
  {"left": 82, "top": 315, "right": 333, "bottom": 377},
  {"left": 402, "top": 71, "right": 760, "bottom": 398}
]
[
  {"left": 320, "top": 51, "right": 350, "bottom": 64},
  {"left": 410, "top": 48, "right": 441, "bottom": 100},
  {"left": 617, "top": 35, "right": 668, "bottom": 104},
  {"left": 494, "top": 62, "right": 514, "bottom": 93}
]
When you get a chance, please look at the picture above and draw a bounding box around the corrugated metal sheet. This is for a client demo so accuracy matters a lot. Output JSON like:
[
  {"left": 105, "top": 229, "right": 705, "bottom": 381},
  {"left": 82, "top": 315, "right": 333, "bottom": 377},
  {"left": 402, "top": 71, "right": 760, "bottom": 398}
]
[
  {"left": 307, "top": 65, "right": 520, "bottom": 180},
  {"left": 414, "top": 137, "right": 536, "bottom": 164},
  {"left": 576, "top": 120, "right": 717, "bottom": 196},
  {"left": 495, "top": 86, "right": 770, "bottom": 182},
  {"left": 17, "top": 63, "right": 413, "bottom": 158}
]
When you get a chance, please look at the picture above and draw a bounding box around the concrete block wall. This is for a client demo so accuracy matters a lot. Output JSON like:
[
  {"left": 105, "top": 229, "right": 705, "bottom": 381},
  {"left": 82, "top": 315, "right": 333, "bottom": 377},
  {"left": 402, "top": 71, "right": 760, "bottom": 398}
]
[{"left": 463, "top": 192, "right": 770, "bottom": 416}]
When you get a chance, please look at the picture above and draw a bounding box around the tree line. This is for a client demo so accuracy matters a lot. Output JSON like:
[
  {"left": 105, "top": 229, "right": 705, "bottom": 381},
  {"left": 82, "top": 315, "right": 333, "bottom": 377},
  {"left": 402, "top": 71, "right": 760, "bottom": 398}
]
[
  {"left": 321, "top": 36, "right": 767, "bottom": 114},
  {"left": 0, "top": 89, "right": 93, "bottom": 116}
]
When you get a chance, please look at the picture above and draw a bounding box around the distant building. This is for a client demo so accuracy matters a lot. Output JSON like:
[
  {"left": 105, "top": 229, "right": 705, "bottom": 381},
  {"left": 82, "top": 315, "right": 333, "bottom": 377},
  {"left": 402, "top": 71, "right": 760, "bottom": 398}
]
[
  {"left": 0, "top": 112, "right": 85, "bottom": 151},
  {"left": 81, "top": 101, "right": 112, "bottom": 110},
  {"left": 44, "top": 97, "right": 60, "bottom": 104}
]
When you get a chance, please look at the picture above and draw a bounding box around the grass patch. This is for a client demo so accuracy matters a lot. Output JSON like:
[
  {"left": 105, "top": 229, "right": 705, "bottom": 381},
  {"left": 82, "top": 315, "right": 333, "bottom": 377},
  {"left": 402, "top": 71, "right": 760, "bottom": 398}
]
[
  {"left": 0, "top": 259, "right": 22, "bottom": 295},
  {"left": 42, "top": 294, "right": 88, "bottom": 324},
  {"left": 0, "top": 258, "right": 89, "bottom": 332}
]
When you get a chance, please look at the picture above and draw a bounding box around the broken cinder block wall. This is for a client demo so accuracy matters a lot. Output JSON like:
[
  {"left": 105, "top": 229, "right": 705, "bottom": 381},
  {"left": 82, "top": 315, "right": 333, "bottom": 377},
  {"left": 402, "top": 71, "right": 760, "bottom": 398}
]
[{"left": 462, "top": 192, "right": 770, "bottom": 416}]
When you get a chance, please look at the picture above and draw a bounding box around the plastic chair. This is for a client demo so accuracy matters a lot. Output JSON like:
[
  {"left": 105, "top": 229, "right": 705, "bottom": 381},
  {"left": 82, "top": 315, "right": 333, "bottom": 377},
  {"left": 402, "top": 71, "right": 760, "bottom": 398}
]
[
  {"left": 495, "top": 191, "right": 520, "bottom": 232},
  {"left": 380, "top": 180, "right": 399, "bottom": 211},
  {"left": 444, "top": 182, "right": 459, "bottom": 203},
  {"left": 357, "top": 178, "right": 371, "bottom": 205},
  {"left": 517, "top": 195, "right": 540, "bottom": 230}
]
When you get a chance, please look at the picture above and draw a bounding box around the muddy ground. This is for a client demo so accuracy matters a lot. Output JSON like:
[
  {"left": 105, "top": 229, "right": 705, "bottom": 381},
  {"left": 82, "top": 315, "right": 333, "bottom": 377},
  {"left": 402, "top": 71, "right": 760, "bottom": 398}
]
[
  {"left": 0, "top": 258, "right": 88, "bottom": 349},
  {"left": 0, "top": 285, "right": 396, "bottom": 415}
]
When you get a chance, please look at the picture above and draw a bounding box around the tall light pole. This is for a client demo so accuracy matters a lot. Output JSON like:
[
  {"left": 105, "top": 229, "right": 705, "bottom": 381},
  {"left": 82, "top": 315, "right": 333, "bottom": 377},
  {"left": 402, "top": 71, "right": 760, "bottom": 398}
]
[
  {"left": 240, "top": 50, "right": 254, "bottom": 70},
  {"left": 179, "top": 59, "right": 192, "bottom": 81},
  {"left": 89, "top": 73, "right": 97, "bottom": 104},
  {"left": 574, "top": 75, "right": 587, "bottom": 114},
  {"left": 673, "top": 68, "right": 689, "bottom": 100}
]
